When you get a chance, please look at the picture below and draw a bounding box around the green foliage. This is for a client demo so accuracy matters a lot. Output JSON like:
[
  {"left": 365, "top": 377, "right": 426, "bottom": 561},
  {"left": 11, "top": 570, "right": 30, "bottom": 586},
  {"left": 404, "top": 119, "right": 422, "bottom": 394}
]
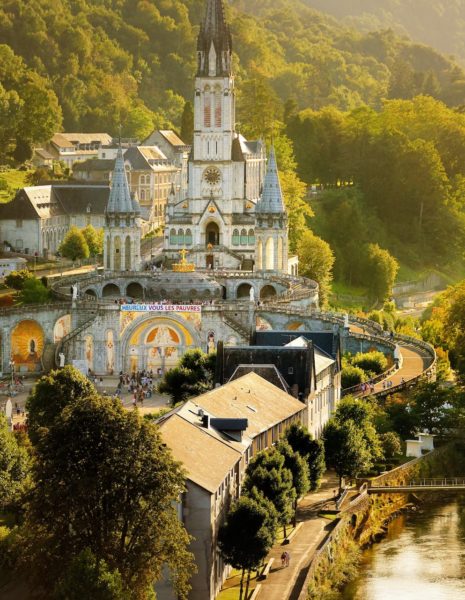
[
  {"left": 284, "top": 423, "right": 326, "bottom": 491},
  {"left": 81, "top": 225, "right": 103, "bottom": 257},
  {"left": 59, "top": 226, "right": 89, "bottom": 261},
  {"left": 26, "top": 365, "right": 96, "bottom": 445},
  {"left": 22, "top": 394, "right": 195, "bottom": 598},
  {"left": 0, "top": 414, "right": 30, "bottom": 512},
  {"left": 351, "top": 351, "right": 388, "bottom": 375},
  {"left": 243, "top": 448, "right": 295, "bottom": 536},
  {"left": 53, "top": 549, "right": 127, "bottom": 600},
  {"left": 341, "top": 365, "right": 366, "bottom": 390},
  {"left": 4, "top": 269, "right": 32, "bottom": 290},
  {"left": 180, "top": 101, "right": 194, "bottom": 145},
  {"left": 364, "top": 243, "right": 399, "bottom": 302},
  {"left": 276, "top": 440, "right": 309, "bottom": 523},
  {"left": 323, "top": 419, "right": 373, "bottom": 488},
  {"left": 218, "top": 495, "right": 276, "bottom": 599},
  {"left": 158, "top": 349, "right": 216, "bottom": 405},
  {"left": 379, "top": 432, "right": 402, "bottom": 460},
  {"left": 296, "top": 229, "right": 334, "bottom": 306},
  {"left": 17, "top": 277, "right": 50, "bottom": 304}
]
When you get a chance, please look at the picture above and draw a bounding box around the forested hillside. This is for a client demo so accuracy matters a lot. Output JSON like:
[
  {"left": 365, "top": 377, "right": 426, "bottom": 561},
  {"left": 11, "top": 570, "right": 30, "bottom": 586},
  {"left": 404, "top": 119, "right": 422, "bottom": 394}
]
[
  {"left": 302, "top": 0, "right": 465, "bottom": 65},
  {"left": 2, "top": 0, "right": 465, "bottom": 291},
  {"left": 2, "top": 0, "right": 465, "bottom": 150}
]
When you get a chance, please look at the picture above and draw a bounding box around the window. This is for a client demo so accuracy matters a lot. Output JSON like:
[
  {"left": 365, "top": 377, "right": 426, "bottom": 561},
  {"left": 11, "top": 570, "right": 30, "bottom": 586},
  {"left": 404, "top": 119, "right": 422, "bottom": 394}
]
[
  {"left": 185, "top": 229, "right": 193, "bottom": 246},
  {"left": 204, "top": 90, "right": 211, "bottom": 127},
  {"left": 178, "top": 229, "right": 185, "bottom": 246},
  {"left": 232, "top": 229, "right": 239, "bottom": 246},
  {"left": 248, "top": 229, "right": 255, "bottom": 245},
  {"left": 240, "top": 229, "right": 247, "bottom": 245},
  {"left": 140, "top": 189, "right": 145, "bottom": 201},
  {"left": 170, "top": 228, "right": 177, "bottom": 245}
]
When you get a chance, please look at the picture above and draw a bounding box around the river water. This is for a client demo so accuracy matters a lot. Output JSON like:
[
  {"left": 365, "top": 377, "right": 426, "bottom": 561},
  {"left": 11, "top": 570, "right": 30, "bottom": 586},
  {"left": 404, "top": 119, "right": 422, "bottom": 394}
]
[{"left": 341, "top": 499, "right": 465, "bottom": 600}]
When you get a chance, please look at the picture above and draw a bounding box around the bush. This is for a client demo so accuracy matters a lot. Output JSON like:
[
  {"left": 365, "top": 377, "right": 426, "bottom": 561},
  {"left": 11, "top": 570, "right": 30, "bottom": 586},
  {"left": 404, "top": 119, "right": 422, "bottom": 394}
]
[
  {"left": 352, "top": 351, "right": 388, "bottom": 375},
  {"left": 341, "top": 365, "right": 366, "bottom": 389}
]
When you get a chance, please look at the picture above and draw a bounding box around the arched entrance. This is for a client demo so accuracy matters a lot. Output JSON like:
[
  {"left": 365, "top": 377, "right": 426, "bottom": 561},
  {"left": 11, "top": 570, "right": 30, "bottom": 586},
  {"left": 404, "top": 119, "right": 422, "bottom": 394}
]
[
  {"left": 206, "top": 222, "right": 220, "bottom": 246},
  {"left": 126, "top": 282, "right": 144, "bottom": 299},
  {"left": 237, "top": 283, "right": 252, "bottom": 300},
  {"left": 123, "top": 316, "right": 200, "bottom": 375},
  {"left": 260, "top": 285, "right": 277, "bottom": 300},
  {"left": 102, "top": 283, "right": 121, "bottom": 297},
  {"left": 11, "top": 320, "right": 45, "bottom": 371}
]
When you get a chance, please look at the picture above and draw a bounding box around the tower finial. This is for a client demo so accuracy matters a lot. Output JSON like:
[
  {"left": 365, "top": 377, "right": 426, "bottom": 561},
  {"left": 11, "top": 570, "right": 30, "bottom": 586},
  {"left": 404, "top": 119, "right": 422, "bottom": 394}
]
[{"left": 197, "top": 0, "right": 232, "bottom": 76}]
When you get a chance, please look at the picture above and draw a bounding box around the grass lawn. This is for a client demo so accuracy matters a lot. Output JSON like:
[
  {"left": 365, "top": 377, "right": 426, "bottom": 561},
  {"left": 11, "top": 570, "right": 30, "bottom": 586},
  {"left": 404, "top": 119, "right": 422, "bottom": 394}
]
[
  {"left": 217, "top": 569, "right": 259, "bottom": 600},
  {"left": 0, "top": 169, "right": 33, "bottom": 202}
]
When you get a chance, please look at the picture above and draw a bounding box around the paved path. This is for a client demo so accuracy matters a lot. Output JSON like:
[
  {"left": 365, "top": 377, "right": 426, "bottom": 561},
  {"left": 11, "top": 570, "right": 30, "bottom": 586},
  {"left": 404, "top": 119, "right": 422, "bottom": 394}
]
[{"left": 257, "top": 473, "right": 339, "bottom": 600}]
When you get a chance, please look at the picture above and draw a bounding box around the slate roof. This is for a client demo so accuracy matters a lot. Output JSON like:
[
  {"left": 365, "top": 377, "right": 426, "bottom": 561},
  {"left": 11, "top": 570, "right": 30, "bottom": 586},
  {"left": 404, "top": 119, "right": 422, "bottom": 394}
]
[
  {"left": 106, "top": 147, "right": 140, "bottom": 214},
  {"left": 0, "top": 184, "right": 110, "bottom": 220},
  {"left": 52, "top": 133, "right": 112, "bottom": 147},
  {"left": 73, "top": 159, "right": 115, "bottom": 172},
  {"left": 255, "top": 146, "right": 285, "bottom": 214},
  {"left": 158, "top": 130, "right": 186, "bottom": 147}
]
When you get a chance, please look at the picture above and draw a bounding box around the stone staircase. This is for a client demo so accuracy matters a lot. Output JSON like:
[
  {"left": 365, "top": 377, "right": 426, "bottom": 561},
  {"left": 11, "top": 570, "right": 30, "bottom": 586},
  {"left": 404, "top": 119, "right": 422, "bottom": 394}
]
[
  {"left": 223, "top": 312, "right": 251, "bottom": 342},
  {"left": 55, "top": 313, "right": 98, "bottom": 366}
]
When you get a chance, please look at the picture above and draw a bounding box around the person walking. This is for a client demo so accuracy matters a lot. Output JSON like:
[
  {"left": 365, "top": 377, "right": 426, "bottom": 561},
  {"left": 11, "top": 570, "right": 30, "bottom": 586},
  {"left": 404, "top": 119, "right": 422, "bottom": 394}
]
[{"left": 285, "top": 551, "right": 290, "bottom": 567}]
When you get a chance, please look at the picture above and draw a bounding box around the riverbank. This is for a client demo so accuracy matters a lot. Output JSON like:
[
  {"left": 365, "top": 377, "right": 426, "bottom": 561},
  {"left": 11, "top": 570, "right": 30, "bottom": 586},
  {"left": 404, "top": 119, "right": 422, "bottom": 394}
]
[{"left": 303, "top": 442, "right": 465, "bottom": 600}]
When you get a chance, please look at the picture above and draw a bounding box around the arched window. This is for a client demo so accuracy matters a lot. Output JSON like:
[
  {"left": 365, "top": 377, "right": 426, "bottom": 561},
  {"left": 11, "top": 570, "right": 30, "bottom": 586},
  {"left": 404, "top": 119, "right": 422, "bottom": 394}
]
[
  {"left": 232, "top": 229, "right": 240, "bottom": 246},
  {"left": 240, "top": 229, "right": 247, "bottom": 245},
  {"left": 204, "top": 86, "right": 211, "bottom": 128},
  {"left": 185, "top": 229, "right": 193, "bottom": 246},
  {"left": 248, "top": 229, "right": 255, "bottom": 245},
  {"left": 178, "top": 229, "right": 185, "bottom": 246},
  {"left": 257, "top": 239, "right": 263, "bottom": 270},
  {"left": 215, "top": 87, "right": 222, "bottom": 128},
  {"left": 265, "top": 237, "right": 274, "bottom": 270},
  {"left": 170, "top": 228, "right": 177, "bottom": 245}
]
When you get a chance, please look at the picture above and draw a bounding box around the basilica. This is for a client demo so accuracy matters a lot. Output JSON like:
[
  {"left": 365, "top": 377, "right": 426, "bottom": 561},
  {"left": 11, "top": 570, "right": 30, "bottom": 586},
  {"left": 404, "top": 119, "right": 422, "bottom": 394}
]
[{"left": 162, "top": 0, "right": 289, "bottom": 272}]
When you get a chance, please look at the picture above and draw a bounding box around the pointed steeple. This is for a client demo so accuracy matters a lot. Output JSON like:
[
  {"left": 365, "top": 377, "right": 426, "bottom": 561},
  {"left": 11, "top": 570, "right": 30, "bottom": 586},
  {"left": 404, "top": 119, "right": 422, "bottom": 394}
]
[
  {"left": 106, "top": 146, "right": 140, "bottom": 214},
  {"left": 256, "top": 146, "right": 286, "bottom": 214},
  {"left": 197, "top": 0, "right": 232, "bottom": 76}
]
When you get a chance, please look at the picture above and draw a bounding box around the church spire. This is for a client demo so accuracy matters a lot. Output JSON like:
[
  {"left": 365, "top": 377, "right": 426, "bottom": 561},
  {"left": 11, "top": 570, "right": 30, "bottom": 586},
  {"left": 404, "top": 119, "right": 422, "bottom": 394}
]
[
  {"left": 256, "top": 146, "right": 286, "bottom": 214},
  {"left": 197, "top": 0, "right": 232, "bottom": 77},
  {"left": 106, "top": 146, "right": 139, "bottom": 215}
]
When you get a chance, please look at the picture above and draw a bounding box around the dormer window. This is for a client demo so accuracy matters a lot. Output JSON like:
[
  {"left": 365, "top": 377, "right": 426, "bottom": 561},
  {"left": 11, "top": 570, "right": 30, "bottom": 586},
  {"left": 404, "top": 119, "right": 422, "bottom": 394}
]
[{"left": 86, "top": 204, "right": 91, "bottom": 213}]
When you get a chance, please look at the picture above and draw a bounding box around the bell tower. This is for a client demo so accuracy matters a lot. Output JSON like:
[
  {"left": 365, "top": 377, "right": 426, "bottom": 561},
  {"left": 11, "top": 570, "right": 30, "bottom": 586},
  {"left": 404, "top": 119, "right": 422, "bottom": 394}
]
[{"left": 193, "top": 0, "right": 235, "bottom": 163}]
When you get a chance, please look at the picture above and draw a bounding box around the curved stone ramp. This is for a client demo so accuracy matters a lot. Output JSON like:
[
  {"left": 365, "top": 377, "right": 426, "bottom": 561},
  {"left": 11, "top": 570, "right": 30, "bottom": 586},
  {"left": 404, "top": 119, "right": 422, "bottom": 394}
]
[{"left": 357, "top": 340, "right": 434, "bottom": 398}]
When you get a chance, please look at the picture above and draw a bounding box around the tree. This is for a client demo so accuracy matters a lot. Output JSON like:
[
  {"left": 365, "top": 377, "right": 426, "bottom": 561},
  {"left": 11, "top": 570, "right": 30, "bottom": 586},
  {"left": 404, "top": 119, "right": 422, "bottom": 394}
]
[
  {"left": 82, "top": 225, "right": 103, "bottom": 257},
  {"left": 180, "top": 101, "right": 194, "bottom": 145},
  {"left": 276, "top": 440, "right": 309, "bottom": 525},
  {"left": 297, "top": 230, "right": 334, "bottom": 305},
  {"left": 364, "top": 243, "right": 399, "bottom": 303},
  {"left": 4, "top": 269, "right": 33, "bottom": 290},
  {"left": 237, "top": 76, "right": 283, "bottom": 140},
  {"left": 158, "top": 349, "right": 216, "bottom": 405},
  {"left": 333, "top": 397, "right": 383, "bottom": 463},
  {"left": 323, "top": 419, "right": 373, "bottom": 491},
  {"left": 379, "top": 432, "right": 402, "bottom": 461},
  {"left": 341, "top": 365, "right": 366, "bottom": 390},
  {"left": 218, "top": 495, "right": 276, "bottom": 600},
  {"left": 284, "top": 423, "right": 325, "bottom": 491},
  {"left": 12, "top": 138, "right": 33, "bottom": 163},
  {"left": 243, "top": 449, "right": 295, "bottom": 537},
  {"left": 59, "top": 226, "right": 89, "bottom": 262},
  {"left": 26, "top": 365, "right": 95, "bottom": 444},
  {"left": 0, "top": 414, "right": 29, "bottom": 512},
  {"left": 410, "top": 381, "right": 456, "bottom": 434},
  {"left": 53, "top": 549, "right": 127, "bottom": 600},
  {"left": 17, "top": 277, "right": 50, "bottom": 304},
  {"left": 22, "top": 395, "right": 195, "bottom": 598}
]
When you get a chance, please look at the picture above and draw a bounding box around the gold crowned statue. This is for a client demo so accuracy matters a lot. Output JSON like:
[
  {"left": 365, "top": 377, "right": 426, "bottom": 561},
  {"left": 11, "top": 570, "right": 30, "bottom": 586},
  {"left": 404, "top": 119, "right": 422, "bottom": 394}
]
[{"left": 172, "top": 248, "right": 196, "bottom": 273}]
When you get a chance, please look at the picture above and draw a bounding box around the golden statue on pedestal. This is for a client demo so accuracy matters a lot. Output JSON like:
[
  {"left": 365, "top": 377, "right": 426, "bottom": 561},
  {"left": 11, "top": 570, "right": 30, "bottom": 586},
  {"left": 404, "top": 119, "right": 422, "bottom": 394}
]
[{"left": 172, "top": 248, "right": 195, "bottom": 272}]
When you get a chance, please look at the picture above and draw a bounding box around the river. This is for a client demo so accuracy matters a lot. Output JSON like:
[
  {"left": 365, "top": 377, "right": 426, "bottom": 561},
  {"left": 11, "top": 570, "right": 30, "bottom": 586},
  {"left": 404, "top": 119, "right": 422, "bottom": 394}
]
[{"left": 341, "top": 498, "right": 465, "bottom": 600}]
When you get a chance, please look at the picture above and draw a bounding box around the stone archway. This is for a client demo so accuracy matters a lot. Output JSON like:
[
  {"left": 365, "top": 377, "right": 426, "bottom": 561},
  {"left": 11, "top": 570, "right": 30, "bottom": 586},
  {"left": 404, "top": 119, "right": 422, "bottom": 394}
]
[
  {"left": 11, "top": 319, "right": 45, "bottom": 372},
  {"left": 126, "top": 281, "right": 144, "bottom": 299},
  {"left": 102, "top": 283, "right": 121, "bottom": 297},
  {"left": 122, "top": 314, "right": 201, "bottom": 375},
  {"left": 237, "top": 282, "right": 252, "bottom": 300},
  {"left": 260, "top": 284, "right": 277, "bottom": 300},
  {"left": 84, "top": 288, "right": 98, "bottom": 299},
  {"left": 205, "top": 222, "right": 220, "bottom": 246}
]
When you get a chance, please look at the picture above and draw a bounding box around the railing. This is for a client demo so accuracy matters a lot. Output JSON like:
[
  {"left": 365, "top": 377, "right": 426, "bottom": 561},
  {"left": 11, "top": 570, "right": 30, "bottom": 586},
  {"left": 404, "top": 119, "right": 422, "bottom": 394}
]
[{"left": 371, "top": 477, "right": 465, "bottom": 488}]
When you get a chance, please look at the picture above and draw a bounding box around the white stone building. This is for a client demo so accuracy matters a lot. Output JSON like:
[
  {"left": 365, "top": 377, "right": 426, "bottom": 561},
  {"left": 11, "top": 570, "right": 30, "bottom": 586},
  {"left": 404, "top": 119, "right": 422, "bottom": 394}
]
[{"left": 163, "top": 0, "right": 289, "bottom": 273}]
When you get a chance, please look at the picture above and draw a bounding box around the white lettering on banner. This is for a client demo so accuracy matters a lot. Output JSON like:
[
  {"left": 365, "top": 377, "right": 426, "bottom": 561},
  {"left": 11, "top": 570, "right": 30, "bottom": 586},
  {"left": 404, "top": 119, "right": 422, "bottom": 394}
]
[{"left": 120, "top": 304, "right": 202, "bottom": 313}]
